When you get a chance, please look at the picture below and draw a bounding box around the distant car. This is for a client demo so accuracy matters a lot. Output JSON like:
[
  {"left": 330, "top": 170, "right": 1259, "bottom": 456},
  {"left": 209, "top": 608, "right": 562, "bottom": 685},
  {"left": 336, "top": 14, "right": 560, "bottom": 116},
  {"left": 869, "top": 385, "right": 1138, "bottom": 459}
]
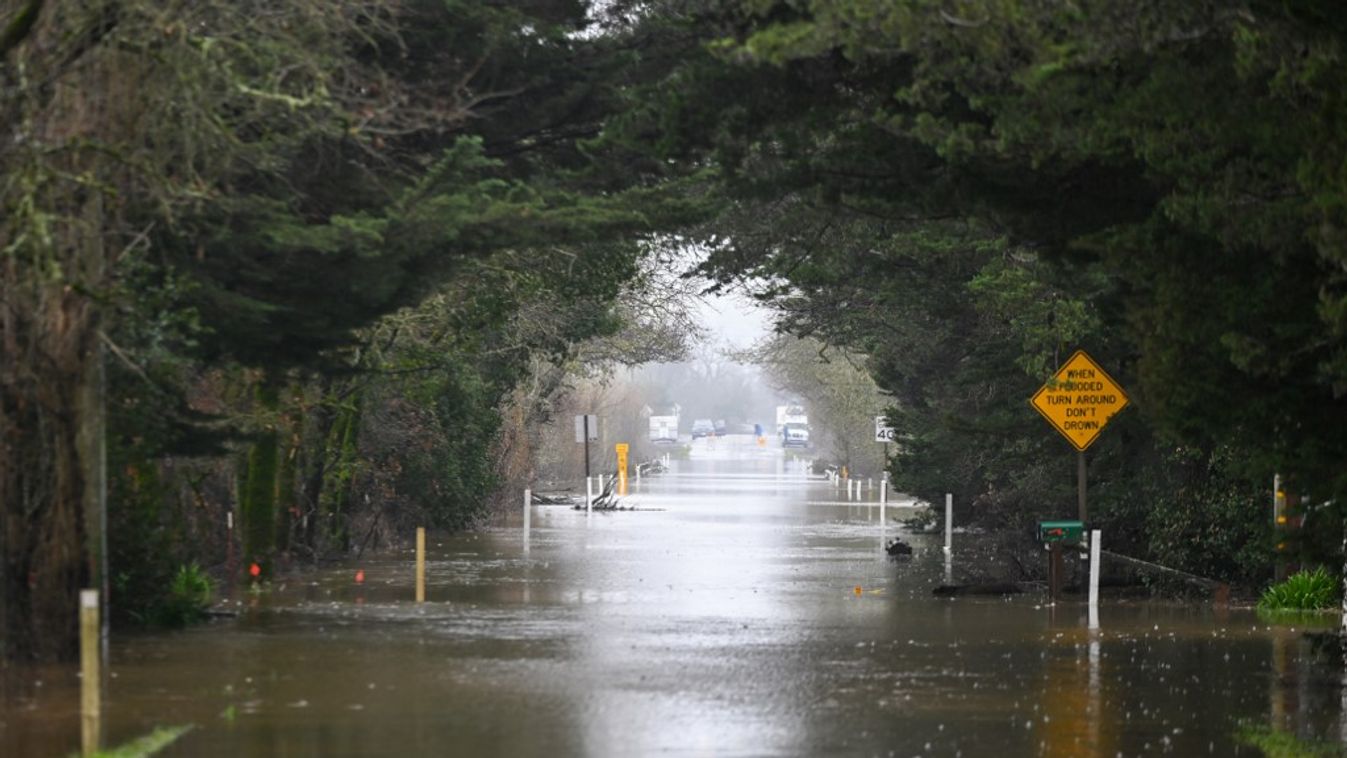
[{"left": 691, "top": 419, "right": 715, "bottom": 438}]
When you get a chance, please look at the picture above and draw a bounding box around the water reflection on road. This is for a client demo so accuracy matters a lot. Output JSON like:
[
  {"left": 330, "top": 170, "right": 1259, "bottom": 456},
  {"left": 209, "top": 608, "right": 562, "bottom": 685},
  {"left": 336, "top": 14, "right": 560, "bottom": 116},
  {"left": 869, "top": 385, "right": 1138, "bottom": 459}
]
[{"left": 2, "top": 435, "right": 1343, "bottom": 756}]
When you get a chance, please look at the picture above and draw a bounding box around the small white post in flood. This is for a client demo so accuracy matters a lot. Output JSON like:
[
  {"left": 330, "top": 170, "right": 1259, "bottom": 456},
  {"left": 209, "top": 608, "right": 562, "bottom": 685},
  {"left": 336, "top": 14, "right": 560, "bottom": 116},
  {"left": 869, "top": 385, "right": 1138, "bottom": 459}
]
[
  {"left": 586, "top": 477, "right": 594, "bottom": 514},
  {"left": 1089, "top": 528, "right": 1102, "bottom": 612},
  {"left": 523, "top": 488, "right": 531, "bottom": 531},
  {"left": 880, "top": 480, "right": 888, "bottom": 529},
  {"left": 415, "top": 527, "right": 426, "bottom": 603},
  {"left": 943, "top": 493, "right": 953, "bottom": 553},
  {"left": 80, "top": 589, "right": 100, "bottom": 757}
]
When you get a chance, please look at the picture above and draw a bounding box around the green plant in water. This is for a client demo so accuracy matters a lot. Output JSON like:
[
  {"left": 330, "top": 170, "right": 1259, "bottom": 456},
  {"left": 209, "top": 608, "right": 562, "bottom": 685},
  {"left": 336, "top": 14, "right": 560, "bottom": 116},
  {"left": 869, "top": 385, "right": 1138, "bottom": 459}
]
[
  {"left": 1235, "top": 722, "right": 1343, "bottom": 758},
  {"left": 75, "top": 725, "right": 192, "bottom": 758},
  {"left": 151, "top": 563, "right": 213, "bottom": 627},
  {"left": 1258, "top": 567, "right": 1341, "bottom": 612}
]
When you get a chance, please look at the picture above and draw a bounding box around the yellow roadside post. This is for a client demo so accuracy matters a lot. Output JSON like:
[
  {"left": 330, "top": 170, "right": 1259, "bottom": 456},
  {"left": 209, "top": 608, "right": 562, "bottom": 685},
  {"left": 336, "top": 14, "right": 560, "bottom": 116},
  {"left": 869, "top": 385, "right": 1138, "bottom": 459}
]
[
  {"left": 415, "top": 527, "right": 426, "bottom": 603},
  {"left": 616, "top": 443, "right": 629, "bottom": 495},
  {"left": 80, "top": 589, "right": 101, "bottom": 756}
]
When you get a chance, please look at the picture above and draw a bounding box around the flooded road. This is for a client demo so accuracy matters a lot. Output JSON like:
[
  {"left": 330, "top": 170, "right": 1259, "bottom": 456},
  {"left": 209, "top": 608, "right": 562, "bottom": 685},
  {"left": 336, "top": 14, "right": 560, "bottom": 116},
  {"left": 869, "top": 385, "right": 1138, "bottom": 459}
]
[{"left": 3, "top": 435, "right": 1343, "bottom": 756}]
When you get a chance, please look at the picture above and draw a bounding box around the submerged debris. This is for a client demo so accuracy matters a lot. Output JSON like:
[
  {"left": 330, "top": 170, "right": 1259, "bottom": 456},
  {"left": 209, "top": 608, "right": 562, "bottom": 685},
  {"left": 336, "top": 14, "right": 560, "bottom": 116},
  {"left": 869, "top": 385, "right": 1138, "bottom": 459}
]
[
  {"left": 885, "top": 538, "right": 913, "bottom": 557},
  {"left": 529, "top": 491, "right": 578, "bottom": 506}
]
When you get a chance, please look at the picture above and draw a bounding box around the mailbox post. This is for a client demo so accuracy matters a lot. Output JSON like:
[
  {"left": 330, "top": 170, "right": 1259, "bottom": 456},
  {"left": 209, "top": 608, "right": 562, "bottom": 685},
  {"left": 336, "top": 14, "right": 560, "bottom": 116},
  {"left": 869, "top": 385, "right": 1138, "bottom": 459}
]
[{"left": 1038, "top": 520, "right": 1084, "bottom": 601}]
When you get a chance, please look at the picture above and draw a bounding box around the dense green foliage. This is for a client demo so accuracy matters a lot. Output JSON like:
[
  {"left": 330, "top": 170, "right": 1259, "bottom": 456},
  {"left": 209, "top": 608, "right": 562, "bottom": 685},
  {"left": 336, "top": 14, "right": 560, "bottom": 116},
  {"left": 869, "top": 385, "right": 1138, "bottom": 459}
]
[
  {"left": 0, "top": 0, "right": 707, "bottom": 657},
  {"left": 8, "top": 0, "right": 1347, "bottom": 657},
  {"left": 1236, "top": 722, "right": 1345, "bottom": 758},
  {"left": 1259, "top": 567, "right": 1341, "bottom": 611},
  {"left": 595, "top": 0, "right": 1347, "bottom": 581}
]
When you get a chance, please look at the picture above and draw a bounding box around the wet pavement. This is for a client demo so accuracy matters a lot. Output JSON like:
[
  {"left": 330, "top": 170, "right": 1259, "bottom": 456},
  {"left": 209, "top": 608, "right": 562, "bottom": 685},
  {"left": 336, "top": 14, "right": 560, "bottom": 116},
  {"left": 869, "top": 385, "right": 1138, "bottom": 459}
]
[{"left": 2, "top": 435, "right": 1344, "bottom": 756}]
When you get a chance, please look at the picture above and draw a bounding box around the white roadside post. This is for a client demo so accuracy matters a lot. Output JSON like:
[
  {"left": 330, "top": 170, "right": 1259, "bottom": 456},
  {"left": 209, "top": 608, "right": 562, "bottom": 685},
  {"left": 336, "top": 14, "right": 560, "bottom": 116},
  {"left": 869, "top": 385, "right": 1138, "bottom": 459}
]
[
  {"left": 874, "top": 416, "right": 897, "bottom": 531},
  {"left": 586, "top": 477, "right": 593, "bottom": 515},
  {"left": 944, "top": 493, "right": 953, "bottom": 553},
  {"left": 523, "top": 489, "right": 531, "bottom": 543},
  {"left": 880, "top": 480, "right": 888, "bottom": 530},
  {"left": 1089, "top": 529, "right": 1102, "bottom": 628}
]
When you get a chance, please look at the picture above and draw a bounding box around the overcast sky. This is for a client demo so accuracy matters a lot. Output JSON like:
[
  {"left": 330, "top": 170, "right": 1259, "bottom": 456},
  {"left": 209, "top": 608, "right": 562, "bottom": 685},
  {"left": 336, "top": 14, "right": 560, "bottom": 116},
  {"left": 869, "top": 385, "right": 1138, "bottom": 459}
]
[{"left": 695, "top": 288, "right": 773, "bottom": 352}]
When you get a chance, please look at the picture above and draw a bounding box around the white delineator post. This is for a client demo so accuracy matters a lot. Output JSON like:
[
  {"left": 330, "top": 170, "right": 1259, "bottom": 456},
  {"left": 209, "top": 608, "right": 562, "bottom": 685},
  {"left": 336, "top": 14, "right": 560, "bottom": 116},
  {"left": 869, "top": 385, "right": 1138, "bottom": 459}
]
[
  {"left": 1089, "top": 529, "right": 1102, "bottom": 609},
  {"left": 879, "top": 480, "right": 888, "bottom": 530},
  {"left": 586, "top": 477, "right": 593, "bottom": 515},
  {"left": 523, "top": 488, "right": 531, "bottom": 531},
  {"left": 944, "top": 493, "right": 953, "bottom": 553}
]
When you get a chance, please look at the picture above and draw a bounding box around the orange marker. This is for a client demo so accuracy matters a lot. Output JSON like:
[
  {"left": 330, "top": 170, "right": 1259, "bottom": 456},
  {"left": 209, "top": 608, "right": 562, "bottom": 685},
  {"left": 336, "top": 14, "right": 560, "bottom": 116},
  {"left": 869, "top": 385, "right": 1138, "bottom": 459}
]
[
  {"left": 249, "top": 562, "right": 261, "bottom": 579},
  {"left": 853, "top": 585, "right": 863, "bottom": 596},
  {"left": 354, "top": 569, "right": 365, "bottom": 584}
]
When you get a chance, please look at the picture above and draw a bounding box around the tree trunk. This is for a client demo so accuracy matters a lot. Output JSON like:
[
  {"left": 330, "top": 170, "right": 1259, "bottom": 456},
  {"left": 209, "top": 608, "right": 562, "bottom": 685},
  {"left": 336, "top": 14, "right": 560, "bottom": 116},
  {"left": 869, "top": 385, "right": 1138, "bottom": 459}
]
[
  {"left": 241, "top": 382, "right": 280, "bottom": 574},
  {"left": 322, "top": 397, "right": 362, "bottom": 554},
  {"left": 274, "top": 385, "right": 300, "bottom": 557},
  {"left": 1, "top": 174, "right": 107, "bottom": 660},
  {"left": 0, "top": 293, "right": 101, "bottom": 660},
  {"left": 296, "top": 380, "right": 335, "bottom": 559}
]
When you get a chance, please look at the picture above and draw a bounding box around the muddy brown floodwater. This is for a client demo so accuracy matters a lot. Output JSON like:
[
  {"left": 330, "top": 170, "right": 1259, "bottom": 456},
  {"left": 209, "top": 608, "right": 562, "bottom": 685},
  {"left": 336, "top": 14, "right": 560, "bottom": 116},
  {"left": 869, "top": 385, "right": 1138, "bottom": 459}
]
[{"left": 2, "top": 435, "right": 1344, "bottom": 756}]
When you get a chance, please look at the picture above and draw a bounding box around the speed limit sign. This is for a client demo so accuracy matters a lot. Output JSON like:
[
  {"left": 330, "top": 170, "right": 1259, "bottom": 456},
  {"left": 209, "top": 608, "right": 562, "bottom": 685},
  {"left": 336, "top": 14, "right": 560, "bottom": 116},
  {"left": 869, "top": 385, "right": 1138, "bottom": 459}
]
[{"left": 875, "top": 416, "right": 897, "bottom": 443}]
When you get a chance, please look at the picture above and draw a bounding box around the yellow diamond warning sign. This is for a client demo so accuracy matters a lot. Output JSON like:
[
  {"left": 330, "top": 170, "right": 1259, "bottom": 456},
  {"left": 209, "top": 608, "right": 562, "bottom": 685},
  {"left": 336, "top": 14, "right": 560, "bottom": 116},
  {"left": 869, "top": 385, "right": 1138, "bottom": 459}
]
[{"left": 1030, "top": 350, "right": 1129, "bottom": 451}]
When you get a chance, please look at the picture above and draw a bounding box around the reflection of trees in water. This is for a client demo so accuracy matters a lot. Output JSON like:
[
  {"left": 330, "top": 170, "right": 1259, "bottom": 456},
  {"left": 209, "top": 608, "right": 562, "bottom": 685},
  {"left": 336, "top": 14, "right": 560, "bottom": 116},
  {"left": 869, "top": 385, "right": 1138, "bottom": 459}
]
[{"left": 1271, "top": 631, "right": 1346, "bottom": 744}]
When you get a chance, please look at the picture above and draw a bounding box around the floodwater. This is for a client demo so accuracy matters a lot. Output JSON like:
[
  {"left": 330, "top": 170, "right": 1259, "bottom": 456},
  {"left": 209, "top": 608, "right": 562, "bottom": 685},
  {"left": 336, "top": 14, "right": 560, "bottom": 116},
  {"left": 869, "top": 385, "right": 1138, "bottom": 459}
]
[{"left": 3, "top": 435, "right": 1344, "bottom": 756}]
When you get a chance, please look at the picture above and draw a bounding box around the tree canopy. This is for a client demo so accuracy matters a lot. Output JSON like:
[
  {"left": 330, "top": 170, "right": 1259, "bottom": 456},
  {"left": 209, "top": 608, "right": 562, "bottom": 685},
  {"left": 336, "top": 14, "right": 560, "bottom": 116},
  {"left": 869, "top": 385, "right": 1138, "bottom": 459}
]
[{"left": 5, "top": 0, "right": 1347, "bottom": 658}]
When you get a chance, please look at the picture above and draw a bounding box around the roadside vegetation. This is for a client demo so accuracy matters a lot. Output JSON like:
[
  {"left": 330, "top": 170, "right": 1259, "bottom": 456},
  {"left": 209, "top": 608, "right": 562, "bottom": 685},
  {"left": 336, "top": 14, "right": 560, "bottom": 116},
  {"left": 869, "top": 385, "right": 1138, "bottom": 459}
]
[
  {"left": 5, "top": 0, "right": 1347, "bottom": 660},
  {"left": 1236, "top": 722, "right": 1344, "bottom": 758},
  {"left": 80, "top": 726, "right": 192, "bottom": 758},
  {"left": 1259, "top": 568, "right": 1342, "bottom": 612}
]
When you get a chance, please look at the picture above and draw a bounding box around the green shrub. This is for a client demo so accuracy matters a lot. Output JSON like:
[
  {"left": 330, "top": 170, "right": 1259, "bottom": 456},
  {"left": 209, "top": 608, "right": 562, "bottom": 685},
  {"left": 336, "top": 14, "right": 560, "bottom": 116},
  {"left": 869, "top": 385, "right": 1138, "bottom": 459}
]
[
  {"left": 1258, "top": 567, "right": 1341, "bottom": 611},
  {"left": 1235, "top": 722, "right": 1343, "bottom": 758},
  {"left": 152, "top": 563, "right": 213, "bottom": 627}
]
